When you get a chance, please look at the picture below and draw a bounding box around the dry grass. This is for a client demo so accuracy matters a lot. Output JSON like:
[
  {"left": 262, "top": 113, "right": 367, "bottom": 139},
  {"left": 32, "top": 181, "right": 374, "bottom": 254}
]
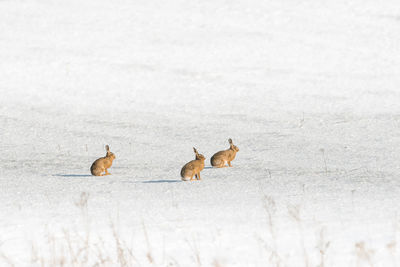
[
  {"left": 355, "top": 242, "right": 375, "bottom": 267},
  {"left": 28, "top": 193, "right": 141, "bottom": 267},
  {"left": 0, "top": 251, "right": 14, "bottom": 267},
  {"left": 186, "top": 235, "right": 201, "bottom": 267},
  {"left": 316, "top": 227, "right": 330, "bottom": 267},
  {"left": 1, "top": 193, "right": 400, "bottom": 267},
  {"left": 142, "top": 222, "right": 154, "bottom": 265},
  {"left": 262, "top": 195, "right": 283, "bottom": 267},
  {"left": 288, "top": 204, "right": 309, "bottom": 267}
]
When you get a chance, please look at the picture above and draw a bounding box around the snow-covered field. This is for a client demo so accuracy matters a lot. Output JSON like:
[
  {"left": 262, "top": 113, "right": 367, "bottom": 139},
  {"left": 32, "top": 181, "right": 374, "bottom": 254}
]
[{"left": 1, "top": 0, "right": 400, "bottom": 266}]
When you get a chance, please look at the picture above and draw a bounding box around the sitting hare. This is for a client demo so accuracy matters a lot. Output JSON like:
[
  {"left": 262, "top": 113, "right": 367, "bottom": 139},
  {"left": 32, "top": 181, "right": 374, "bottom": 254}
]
[
  {"left": 210, "top": 138, "right": 239, "bottom": 168},
  {"left": 90, "top": 145, "right": 116, "bottom": 176},
  {"left": 181, "top": 147, "right": 206, "bottom": 181}
]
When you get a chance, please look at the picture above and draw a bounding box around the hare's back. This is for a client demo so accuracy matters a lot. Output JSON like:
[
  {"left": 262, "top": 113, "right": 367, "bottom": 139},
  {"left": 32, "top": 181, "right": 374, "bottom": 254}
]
[
  {"left": 212, "top": 150, "right": 228, "bottom": 159},
  {"left": 183, "top": 160, "right": 197, "bottom": 170},
  {"left": 91, "top": 157, "right": 105, "bottom": 169},
  {"left": 181, "top": 161, "right": 194, "bottom": 177}
]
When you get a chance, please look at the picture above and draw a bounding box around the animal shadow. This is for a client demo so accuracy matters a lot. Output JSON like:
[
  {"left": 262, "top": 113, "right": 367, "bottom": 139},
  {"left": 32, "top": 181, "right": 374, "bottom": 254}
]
[
  {"left": 142, "top": 179, "right": 181, "bottom": 184},
  {"left": 53, "top": 174, "right": 92, "bottom": 178}
]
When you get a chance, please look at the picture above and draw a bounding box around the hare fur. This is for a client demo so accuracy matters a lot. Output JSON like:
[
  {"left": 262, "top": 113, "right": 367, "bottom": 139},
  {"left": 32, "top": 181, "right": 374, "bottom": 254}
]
[
  {"left": 181, "top": 147, "right": 206, "bottom": 181},
  {"left": 210, "top": 138, "right": 239, "bottom": 168},
  {"left": 90, "top": 145, "right": 116, "bottom": 176}
]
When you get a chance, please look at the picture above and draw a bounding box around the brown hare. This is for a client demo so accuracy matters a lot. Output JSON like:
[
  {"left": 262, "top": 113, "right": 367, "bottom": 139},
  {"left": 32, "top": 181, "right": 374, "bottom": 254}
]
[
  {"left": 210, "top": 138, "right": 239, "bottom": 168},
  {"left": 90, "top": 145, "right": 116, "bottom": 176},
  {"left": 180, "top": 147, "right": 206, "bottom": 181}
]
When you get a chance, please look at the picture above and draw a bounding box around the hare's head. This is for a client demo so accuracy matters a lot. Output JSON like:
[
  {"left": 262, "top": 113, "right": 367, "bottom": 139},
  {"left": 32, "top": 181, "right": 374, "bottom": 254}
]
[
  {"left": 228, "top": 138, "right": 239, "bottom": 152},
  {"left": 193, "top": 147, "right": 206, "bottom": 161},
  {"left": 105, "top": 145, "right": 116, "bottom": 160}
]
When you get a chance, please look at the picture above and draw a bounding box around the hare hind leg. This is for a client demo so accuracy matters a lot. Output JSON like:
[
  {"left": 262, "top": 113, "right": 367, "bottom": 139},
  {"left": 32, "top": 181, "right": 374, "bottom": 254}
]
[
  {"left": 220, "top": 161, "right": 228, "bottom": 168},
  {"left": 93, "top": 168, "right": 105, "bottom": 176},
  {"left": 212, "top": 159, "right": 226, "bottom": 168}
]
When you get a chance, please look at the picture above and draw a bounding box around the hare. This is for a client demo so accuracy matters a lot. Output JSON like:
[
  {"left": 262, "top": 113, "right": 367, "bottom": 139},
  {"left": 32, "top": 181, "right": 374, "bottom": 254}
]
[
  {"left": 180, "top": 147, "right": 206, "bottom": 181},
  {"left": 210, "top": 138, "right": 239, "bottom": 168},
  {"left": 90, "top": 145, "right": 116, "bottom": 176}
]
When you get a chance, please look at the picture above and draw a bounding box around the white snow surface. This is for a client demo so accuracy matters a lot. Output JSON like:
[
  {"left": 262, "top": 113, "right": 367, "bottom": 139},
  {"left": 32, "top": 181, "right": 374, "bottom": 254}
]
[{"left": 1, "top": 0, "right": 400, "bottom": 266}]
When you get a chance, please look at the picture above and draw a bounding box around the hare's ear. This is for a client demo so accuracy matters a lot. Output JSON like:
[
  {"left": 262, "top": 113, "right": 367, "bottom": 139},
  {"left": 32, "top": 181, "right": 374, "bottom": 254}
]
[
  {"left": 105, "top": 145, "right": 110, "bottom": 152},
  {"left": 193, "top": 147, "right": 198, "bottom": 155},
  {"left": 228, "top": 138, "right": 233, "bottom": 144}
]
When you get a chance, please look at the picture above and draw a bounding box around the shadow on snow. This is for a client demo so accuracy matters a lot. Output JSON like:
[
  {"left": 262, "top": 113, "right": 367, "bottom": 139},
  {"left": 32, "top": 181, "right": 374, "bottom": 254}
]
[
  {"left": 53, "top": 174, "right": 93, "bottom": 178},
  {"left": 141, "top": 179, "right": 182, "bottom": 184}
]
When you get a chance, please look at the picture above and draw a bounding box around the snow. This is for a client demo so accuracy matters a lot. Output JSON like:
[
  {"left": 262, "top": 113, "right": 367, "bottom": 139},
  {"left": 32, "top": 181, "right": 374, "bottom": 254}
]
[{"left": 1, "top": 0, "right": 400, "bottom": 266}]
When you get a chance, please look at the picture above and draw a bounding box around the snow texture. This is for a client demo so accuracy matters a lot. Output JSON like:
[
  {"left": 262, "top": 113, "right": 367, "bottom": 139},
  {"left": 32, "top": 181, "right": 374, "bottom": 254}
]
[{"left": 1, "top": 0, "right": 400, "bottom": 266}]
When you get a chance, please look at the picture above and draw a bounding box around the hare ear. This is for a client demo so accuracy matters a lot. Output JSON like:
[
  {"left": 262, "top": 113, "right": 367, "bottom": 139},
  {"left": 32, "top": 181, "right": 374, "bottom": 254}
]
[
  {"left": 105, "top": 145, "right": 110, "bottom": 152},
  {"left": 228, "top": 138, "right": 233, "bottom": 144},
  {"left": 193, "top": 147, "right": 198, "bottom": 155}
]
